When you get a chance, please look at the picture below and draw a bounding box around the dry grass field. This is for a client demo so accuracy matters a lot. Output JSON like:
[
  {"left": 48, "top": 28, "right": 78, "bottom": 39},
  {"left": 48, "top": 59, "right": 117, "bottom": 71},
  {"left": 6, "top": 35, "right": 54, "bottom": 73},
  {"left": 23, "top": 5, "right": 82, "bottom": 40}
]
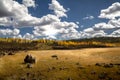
[{"left": 0, "top": 48, "right": 120, "bottom": 80}]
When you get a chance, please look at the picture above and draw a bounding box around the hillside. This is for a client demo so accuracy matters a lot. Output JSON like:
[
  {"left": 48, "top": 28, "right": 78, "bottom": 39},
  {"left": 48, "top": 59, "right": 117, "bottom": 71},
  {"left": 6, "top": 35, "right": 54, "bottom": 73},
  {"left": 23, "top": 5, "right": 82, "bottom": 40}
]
[{"left": 0, "top": 37, "right": 120, "bottom": 56}]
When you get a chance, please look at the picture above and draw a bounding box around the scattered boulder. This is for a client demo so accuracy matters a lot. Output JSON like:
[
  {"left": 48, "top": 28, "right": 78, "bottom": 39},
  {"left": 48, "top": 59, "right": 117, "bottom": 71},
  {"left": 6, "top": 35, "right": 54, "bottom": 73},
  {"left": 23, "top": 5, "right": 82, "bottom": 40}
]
[
  {"left": 98, "top": 72, "right": 107, "bottom": 79},
  {"left": 59, "top": 67, "right": 69, "bottom": 70},
  {"left": 8, "top": 52, "right": 14, "bottom": 55},
  {"left": 26, "top": 72, "right": 30, "bottom": 77},
  {"left": 116, "top": 71, "right": 120, "bottom": 75},
  {"left": 51, "top": 55, "right": 58, "bottom": 60},
  {"left": 95, "top": 63, "right": 102, "bottom": 66},
  {"left": 91, "top": 70, "right": 96, "bottom": 75},
  {"left": 0, "top": 52, "right": 6, "bottom": 57},
  {"left": 24, "top": 54, "right": 36, "bottom": 64},
  {"left": 26, "top": 63, "right": 33, "bottom": 68},
  {"left": 20, "top": 77, "right": 26, "bottom": 80},
  {"left": 77, "top": 66, "right": 85, "bottom": 69},
  {"left": 114, "top": 63, "right": 120, "bottom": 66},
  {"left": 48, "top": 66, "right": 56, "bottom": 71},
  {"left": 65, "top": 57, "right": 68, "bottom": 60},
  {"left": 107, "top": 77, "right": 113, "bottom": 80},
  {"left": 68, "top": 77, "right": 72, "bottom": 80},
  {"left": 76, "top": 62, "right": 80, "bottom": 65},
  {"left": 103, "top": 63, "right": 113, "bottom": 68},
  {"left": 52, "top": 67, "right": 56, "bottom": 70}
]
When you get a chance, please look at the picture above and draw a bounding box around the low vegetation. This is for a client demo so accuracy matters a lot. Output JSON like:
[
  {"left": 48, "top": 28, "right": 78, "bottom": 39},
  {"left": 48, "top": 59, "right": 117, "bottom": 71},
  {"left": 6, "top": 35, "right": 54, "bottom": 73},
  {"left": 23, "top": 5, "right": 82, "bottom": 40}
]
[{"left": 0, "top": 48, "right": 120, "bottom": 80}]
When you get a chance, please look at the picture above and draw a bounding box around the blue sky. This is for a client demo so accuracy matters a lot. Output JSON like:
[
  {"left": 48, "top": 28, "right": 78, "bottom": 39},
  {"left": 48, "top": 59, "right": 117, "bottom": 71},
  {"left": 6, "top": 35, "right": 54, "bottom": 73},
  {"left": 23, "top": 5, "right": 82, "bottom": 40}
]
[{"left": 0, "top": 0, "right": 120, "bottom": 39}]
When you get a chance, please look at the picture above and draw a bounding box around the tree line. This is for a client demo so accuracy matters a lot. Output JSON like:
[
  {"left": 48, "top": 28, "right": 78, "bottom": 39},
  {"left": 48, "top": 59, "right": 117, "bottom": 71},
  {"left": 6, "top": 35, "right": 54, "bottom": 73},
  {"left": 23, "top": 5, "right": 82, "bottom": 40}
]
[{"left": 0, "top": 37, "right": 119, "bottom": 53}]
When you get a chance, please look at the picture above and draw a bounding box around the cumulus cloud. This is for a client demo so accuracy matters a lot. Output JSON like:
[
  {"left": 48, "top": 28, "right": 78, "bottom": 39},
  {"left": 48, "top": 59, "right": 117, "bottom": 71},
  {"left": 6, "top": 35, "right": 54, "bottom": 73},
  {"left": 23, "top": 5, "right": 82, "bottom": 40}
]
[
  {"left": 83, "top": 15, "right": 94, "bottom": 20},
  {"left": 32, "top": 0, "right": 79, "bottom": 39},
  {"left": 80, "top": 2, "right": 120, "bottom": 38},
  {"left": 99, "top": 2, "right": 120, "bottom": 19},
  {"left": 110, "top": 29, "right": 120, "bottom": 37},
  {"left": 45, "top": 35, "right": 57, "bottom": 40},
  {"left": 108, "top": 19, "right": 120, "bottom": 28},
  {"left": 0, "top": 0, "right": 61, "bottom": 28},
  {"left": 0, "top": 0, "right": 28, "bottom": 17},
  {"left": 13, "top": 34, "right": 22, "bottom": 39},
  {"left": 23, "top": 33, "right": 34, "bottom": 40},
  {"left": 83, "top": 27, "right": 107, "bottom": 37},
  {"left": 1, "top": 0, "right": 120, "bottom": 40},
  {"left": 0, "top": 0, "right": 31, "bottom": 27},
  {"left": 76, "top": 22, "right": 79, "bottom": 24},
  {"left": 59, "top": 32, "right": 81, "bottom": 40},
  {"left": 93, "top": 18, "right": 120, "bottom": 30},
  {"left": 0, "top": 0, "right": 80, "bottom": 40},
  {"left": 49, "top": 0, "right": 67, "bottom": 17},
  {"left": 15, "top": 14, "right": 60, "bottom": 27},
  {"left": 0, "top": 28, "right": 20, "bottom": 37},
  {"left": 22, "top": 0, "right": 36, "bottom": 8},
  {"left": 83, "top": 28, "right": 94, "bottom": 33},
  {"left": 0, "top": 17, "right": 13, "bottom": 26},
  {"left": 90, "top": 2, "right": 120, "bottom": 38},
  {"left": 33, "top": 21, "right": 79, "bottom": 38},
  {"left": 93, "top": 22, "right": 114, "bottom": 30}
]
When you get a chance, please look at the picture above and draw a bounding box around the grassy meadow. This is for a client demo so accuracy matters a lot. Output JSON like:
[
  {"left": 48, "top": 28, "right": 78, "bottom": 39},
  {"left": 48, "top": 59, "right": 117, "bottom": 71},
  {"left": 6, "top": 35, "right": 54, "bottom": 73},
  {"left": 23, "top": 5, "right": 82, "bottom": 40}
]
[{"left": 0, "top": 48, "right": 120, "bottom": 80}]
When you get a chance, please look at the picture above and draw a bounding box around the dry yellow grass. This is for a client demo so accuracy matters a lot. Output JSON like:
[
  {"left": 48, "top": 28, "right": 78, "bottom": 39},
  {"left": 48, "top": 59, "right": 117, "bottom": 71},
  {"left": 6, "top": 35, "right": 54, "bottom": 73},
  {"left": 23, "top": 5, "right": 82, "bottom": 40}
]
[{"left": 0, "top": 48, "right": 120, "bottom": 80}]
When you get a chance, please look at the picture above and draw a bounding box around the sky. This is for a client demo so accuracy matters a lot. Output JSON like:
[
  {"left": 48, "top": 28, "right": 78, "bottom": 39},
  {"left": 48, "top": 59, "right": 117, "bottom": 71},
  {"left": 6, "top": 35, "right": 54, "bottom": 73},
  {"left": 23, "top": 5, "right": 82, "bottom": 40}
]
[{"left": 0, "top": 0, "right": 120, "bottom": 40}]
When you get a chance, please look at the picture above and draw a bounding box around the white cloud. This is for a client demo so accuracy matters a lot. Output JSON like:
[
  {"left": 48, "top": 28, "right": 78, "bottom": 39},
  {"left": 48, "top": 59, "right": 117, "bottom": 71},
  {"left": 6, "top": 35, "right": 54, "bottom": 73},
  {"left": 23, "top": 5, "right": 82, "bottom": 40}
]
[
  {"left": 22, "top": 0, "right": 36, "bottom": 8},
  {"left": 2, "top": 0, "right": 120, "bottom": 40},
  {"left": 13, "top": 28, "right": 20, "bottom": 36},
  {"left": 0, "top": 0, "right": 60, "bottom": 28},
  {"left": 83, "top": 15, "right": 94, "bottom": 20},
  {"left": 0, "top": 28, "right": 20, "bottom": 36},
  {"left": 0, "top": 0, "right": 28, "bottom": 17},
  {"left": 33, "top": 21, "right": 79, "bottom": 38},
  {"left": 13, "top": 34, "right": 22, "bottom": 39},
  {"left": 23, "top": 33, "right": 34, "bottom": 40},
  {"left": 93, "top": 22, "right": 114, "bottom": 30},
  {"left": 83, "top": 27, "right": 107, "bottom": 38},
  {"left": 93, "top": 18, "right": 120, "bottom": 30},
  {"left": 110, "top": 29, "right": 120, "bottom": 37},
  {"left": 93, "top": 2, "right": 120, "bottom": 30},
  {"left": 45, "top": 35, "right": 57, "bottom": 40},
  {"left": 0, "top": 17, "right": 12, "bottom": 26},
  {"left": 78, "top": 2, "right": 120, "bottom": 39},
  {"left": 76, "top": 22, "right": 79, "bottom": 24},
  {"left": 108, "top": 19, "right": 120, "bottom": 28},
  {"left": 49, "top": 0, "right": 67, "bottom": 18},
  {"left": 58, "top": 2, "right": 120, "bottom": 39},
  {"left": 32, "top": 0, "right": 79, "bottom": 40},
  {"left": 83, "top": 28, "right": 94, "bottom": 32},
  {"left": 58, "top": 32, "right": 81, "bottom": 40},
  {"left": 14, "top": 14, "right": 60, "bottom": 27},
  {"left": 99, "top": 2, "right": 120, "bottom": 19},
  {"left": 0, "top": 0, "right": 80, "bottom": 40}
]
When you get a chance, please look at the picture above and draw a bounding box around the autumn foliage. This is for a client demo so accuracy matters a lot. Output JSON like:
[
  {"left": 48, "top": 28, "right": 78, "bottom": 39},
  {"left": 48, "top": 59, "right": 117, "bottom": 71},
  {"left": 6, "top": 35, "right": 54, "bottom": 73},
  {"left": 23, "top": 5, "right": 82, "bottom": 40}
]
[{"left": 0, "top": 37, "right": 119, "bottom": 53}]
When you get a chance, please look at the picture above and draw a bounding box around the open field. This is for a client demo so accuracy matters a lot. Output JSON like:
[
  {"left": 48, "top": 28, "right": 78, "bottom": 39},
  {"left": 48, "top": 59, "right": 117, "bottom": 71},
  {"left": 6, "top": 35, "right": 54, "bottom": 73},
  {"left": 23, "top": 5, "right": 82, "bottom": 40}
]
[{"left": 0, "top": 48, "right": 120, "bottom": 80}]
